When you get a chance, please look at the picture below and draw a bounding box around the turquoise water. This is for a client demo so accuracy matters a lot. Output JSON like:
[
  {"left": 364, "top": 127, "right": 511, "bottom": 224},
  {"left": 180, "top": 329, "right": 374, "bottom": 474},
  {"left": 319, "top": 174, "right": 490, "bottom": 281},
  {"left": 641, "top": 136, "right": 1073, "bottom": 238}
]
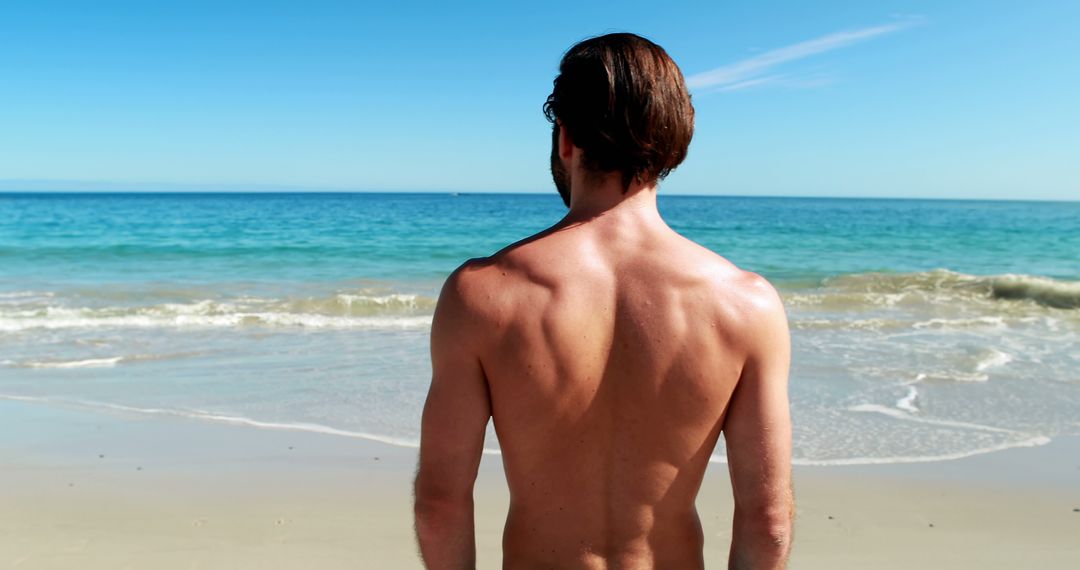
[{"left": 2, "top": 192, "right": 1078, "bottom": 464}]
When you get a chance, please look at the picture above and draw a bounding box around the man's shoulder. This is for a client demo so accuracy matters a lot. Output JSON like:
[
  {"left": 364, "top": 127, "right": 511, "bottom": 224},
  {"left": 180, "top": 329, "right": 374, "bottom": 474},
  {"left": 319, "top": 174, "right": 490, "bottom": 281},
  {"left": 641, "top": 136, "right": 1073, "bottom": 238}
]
[
  {"left": 448, "top": 230, "right": 563, "bottom": 291},
  {"left": 436, "top": 255, "right": 519, "bottom": 324},
  {"left": 437, "top": 230, "right": 587, "bottom": 331},
  {"left": 723, "top": 266, "right": 784, "bottom": 316},
  {"left": 678, "top": 242, "right": 786, "bottom": 339},
  {"left": 716, "top": 267, "right": 788, "bottom": 354},
  {"left": 672, "top": 235, "right": 776, "bottom": 297},
  {"left": 439, "top": 256, "right": 497, "bottom": 307}
]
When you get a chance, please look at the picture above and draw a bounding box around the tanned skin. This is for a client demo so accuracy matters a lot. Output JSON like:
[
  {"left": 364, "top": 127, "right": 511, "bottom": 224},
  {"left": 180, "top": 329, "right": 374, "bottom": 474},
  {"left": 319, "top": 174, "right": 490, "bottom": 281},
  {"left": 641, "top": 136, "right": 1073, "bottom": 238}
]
[{"left": 414, "top": 126, "right": 794, "bottom": 569}]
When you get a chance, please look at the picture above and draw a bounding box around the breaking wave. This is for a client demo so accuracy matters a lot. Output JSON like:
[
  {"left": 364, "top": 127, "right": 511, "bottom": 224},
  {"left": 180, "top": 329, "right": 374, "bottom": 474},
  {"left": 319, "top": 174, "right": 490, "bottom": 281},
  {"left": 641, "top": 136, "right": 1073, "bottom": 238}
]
[
  {"left": 784, "top": 269, "right": 1080, "bottom": 311},
  {"left": 0, "top": 291, "right": 436, "bottom": 331}
]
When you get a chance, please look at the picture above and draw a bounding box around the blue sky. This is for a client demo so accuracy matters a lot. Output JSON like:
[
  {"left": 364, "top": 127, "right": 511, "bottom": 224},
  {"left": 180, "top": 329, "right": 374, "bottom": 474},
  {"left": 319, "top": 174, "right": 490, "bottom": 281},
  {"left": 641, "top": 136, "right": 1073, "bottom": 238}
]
[{"left": 1, "top": 1, "right": 1077, "bottom": 200}]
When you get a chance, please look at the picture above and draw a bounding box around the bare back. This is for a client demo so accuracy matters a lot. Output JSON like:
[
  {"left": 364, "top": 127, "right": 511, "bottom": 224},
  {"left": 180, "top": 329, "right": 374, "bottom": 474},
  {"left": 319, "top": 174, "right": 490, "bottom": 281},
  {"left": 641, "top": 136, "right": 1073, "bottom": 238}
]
[
  {"left": 414, "top": 31, "right": 792, "bottom": 569},
  {"left": 459, "top": 216, "right": 776, "bottom": 568}
]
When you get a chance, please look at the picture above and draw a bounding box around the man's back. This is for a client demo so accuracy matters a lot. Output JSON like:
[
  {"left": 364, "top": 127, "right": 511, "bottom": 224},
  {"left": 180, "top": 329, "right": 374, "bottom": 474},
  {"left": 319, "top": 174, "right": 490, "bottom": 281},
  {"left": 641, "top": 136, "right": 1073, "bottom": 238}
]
[
  {"left": 474, "top": 210, "right": 760, "bottom": 567},
  {"left": 414, "top": 32, "right": 792, "bottom": 570}
]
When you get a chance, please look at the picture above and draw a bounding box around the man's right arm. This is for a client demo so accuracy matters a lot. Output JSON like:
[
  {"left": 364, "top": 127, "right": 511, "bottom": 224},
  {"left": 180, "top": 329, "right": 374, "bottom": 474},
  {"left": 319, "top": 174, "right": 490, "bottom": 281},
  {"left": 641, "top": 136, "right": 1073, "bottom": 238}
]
[
  {"left": 414, "top": 266, "right": 492, "bottom": 569},
  {"left": 722, "top": 276, "right": 793, "bottom": 570}
]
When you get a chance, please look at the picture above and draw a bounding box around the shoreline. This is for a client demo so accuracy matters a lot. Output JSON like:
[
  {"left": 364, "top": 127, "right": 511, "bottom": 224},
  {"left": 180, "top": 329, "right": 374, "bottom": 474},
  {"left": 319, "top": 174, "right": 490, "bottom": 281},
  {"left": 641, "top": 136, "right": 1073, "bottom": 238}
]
[
  {"left": 2, "top": 398, "right": 1078, "bottom": 569},
  {"left": 2, "top": 393, "right": 1063, "bottom": 470}
]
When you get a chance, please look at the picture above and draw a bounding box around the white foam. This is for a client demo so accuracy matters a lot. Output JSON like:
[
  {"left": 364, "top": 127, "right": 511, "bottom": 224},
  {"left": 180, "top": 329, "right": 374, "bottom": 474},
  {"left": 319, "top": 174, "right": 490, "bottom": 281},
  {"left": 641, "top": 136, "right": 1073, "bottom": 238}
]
[
  {"left": 790, "top": 317, "right": 911, "bottom": 332},
  {"left": 0, "top": 288, "right": 439, "bottom": 331},
  {"left": 926, "top": 371, "right": 990, "bottom": 383},
  {"left": 20, "top": 356, "right": 123, "bottom": 369},
  {"left": 847, "top": 403, "right": 1016, "bottom": 433},
  {"left": 976, "top": 349, "right": 1014, "bottom": 372},
  {"left": 335, "top": 293, "right": 420, "bottom": 307},
  {"left": 788, "top": 435, "right": 1052, "bottom": 466},
  {"left": 0, "top": 313, "right": 433, "bottom": 331},
  {"left": 703, "top": 435, "right": 1052, "bottom": 465},
  {"left": 896, "top": 386, "right": 919, "bottom": 413},
  {"left": 912, "top": 316, "right": 1007, "bottom": 330},
  {"left": 818, "top": 269, "right": 1080, "bottom": 310},
  {"left": 0, "top": 394, "right": 49, "bottom": 403},
  {"left": 900, "top": 373, "right": 928, "bottom": 386},
  {"left": 0, "top": 290, "right": 55, "bottom": 302}
]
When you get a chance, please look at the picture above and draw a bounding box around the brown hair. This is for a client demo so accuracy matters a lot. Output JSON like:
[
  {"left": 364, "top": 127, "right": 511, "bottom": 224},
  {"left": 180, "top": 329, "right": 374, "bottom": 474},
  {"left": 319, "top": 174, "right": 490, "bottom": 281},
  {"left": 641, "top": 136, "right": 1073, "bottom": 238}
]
[{"left": 543, "top": 33, "right": 695, "bottom": 190}]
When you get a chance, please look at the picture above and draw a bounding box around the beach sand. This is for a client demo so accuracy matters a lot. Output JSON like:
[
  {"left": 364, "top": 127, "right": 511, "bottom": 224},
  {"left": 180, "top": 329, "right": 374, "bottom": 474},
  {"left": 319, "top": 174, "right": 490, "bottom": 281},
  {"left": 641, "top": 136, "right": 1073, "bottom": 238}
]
[{"left": 2, "top": 398, "right": 1078, "bottom": 569}]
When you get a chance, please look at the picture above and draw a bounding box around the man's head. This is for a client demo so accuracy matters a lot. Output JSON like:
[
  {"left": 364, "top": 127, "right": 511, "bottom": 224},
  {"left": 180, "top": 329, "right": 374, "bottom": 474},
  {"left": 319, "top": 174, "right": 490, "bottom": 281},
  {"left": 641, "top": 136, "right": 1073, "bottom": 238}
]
[{"left": 545, "top": 33, "right": 694, "bottom": 206}]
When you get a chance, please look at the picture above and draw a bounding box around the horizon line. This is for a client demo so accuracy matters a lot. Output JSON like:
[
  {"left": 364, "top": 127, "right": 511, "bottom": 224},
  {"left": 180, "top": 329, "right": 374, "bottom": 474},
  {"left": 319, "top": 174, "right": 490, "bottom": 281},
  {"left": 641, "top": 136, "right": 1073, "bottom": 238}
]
[{"left": 1, "top": 188, "right": 1075, "bottom": 204}]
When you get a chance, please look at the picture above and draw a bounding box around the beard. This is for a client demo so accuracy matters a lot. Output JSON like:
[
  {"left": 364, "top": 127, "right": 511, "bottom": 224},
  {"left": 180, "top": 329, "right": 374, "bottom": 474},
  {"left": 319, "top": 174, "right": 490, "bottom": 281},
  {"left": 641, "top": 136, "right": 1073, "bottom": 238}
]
[{"left": 550, "top": 125, "right": 571, "bottom": 207}]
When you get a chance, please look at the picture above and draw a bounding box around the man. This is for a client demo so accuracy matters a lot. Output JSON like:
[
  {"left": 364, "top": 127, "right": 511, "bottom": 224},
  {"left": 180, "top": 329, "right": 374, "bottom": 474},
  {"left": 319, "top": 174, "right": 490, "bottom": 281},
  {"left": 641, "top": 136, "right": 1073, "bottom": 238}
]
[{"left": 414, "top": 33, "right": 793, "bottom": 569}]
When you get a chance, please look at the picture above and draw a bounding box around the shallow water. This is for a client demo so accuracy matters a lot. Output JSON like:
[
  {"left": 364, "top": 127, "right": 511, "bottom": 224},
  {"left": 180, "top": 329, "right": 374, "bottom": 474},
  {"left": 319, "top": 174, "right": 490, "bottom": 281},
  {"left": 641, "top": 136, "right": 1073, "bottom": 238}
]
[{"left": 2, "top": 192, "right": 1078, "bottom": 464}]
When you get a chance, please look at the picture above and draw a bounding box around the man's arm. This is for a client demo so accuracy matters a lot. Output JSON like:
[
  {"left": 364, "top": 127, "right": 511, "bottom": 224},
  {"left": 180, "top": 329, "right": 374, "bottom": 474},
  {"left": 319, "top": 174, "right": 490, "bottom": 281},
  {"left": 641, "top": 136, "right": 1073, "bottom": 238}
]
[
  {"left": 723, "top": 277, "right": 794, "bottom": 570},
  {"left": 414, "top": 266, "right": 492, "bottom": 570}
]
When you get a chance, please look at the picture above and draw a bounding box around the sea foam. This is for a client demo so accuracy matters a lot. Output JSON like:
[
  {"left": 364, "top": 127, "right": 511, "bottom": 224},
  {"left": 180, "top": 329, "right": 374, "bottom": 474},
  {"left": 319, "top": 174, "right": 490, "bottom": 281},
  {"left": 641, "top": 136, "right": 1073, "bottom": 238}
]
[
  {"left": 896, "top": 386, "right": 919, "bottom": 413},
  {"left": 20, "top": 356, "right": 124, "bottom": 369},
  {"left": 0, "top": 291, "right": 436, "bottom": 331},
  {"left": 788, "top": 269, "right": 1080, "bottom": 310},
  {"left": 975, "top": 349, "right": 1014, "bottom": 372}
]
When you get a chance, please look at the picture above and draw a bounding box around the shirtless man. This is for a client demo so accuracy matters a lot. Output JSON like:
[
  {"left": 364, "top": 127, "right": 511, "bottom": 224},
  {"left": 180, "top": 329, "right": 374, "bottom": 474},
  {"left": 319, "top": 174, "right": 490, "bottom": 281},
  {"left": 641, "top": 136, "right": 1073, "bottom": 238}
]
[{"left": 414, "top": 33, "right": 793, "bottom": 569}]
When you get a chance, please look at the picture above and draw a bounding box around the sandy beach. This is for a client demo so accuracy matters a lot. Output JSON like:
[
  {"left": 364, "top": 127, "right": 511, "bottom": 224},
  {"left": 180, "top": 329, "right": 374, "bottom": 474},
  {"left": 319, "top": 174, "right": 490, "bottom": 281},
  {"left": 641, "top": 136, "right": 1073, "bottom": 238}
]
[
  {"left": 4, "top": 0, "right": 1080, "bottom": 567},
  {"left": 2, "top": 397, "right": 1077, "bottom": 569}
]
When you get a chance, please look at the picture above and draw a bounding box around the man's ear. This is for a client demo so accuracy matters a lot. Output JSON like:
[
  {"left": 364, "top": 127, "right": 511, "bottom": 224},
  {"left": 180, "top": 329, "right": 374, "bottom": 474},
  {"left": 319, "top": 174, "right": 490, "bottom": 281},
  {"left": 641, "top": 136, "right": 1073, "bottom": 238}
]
[{"left": 559, "top": 124, "right": 574, "bottom": 161}]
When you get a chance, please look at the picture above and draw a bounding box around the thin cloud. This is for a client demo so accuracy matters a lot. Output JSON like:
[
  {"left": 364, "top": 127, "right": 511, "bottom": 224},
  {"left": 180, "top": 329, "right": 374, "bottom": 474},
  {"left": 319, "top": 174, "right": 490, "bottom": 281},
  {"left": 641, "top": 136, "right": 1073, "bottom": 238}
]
[
  {"left": 714, "top": 75, "right": 787, "bottom": 92},
  {"left": 686, "top": 20, "right": 916, "bottom": 92}
]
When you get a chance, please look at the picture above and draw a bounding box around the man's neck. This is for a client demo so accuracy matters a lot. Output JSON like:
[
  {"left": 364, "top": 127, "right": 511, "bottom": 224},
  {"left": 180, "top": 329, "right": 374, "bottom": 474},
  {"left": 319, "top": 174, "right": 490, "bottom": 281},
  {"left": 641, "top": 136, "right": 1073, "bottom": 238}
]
[{"left": 562, "top": 176, "right": 663, "bottom": 228}]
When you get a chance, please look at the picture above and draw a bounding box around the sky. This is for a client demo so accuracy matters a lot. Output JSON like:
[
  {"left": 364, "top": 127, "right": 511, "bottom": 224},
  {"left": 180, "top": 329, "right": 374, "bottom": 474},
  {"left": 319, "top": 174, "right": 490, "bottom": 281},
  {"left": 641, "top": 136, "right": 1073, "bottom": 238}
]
[{"left": 1, "top": 1, "right": 1077, "bottom": 200}]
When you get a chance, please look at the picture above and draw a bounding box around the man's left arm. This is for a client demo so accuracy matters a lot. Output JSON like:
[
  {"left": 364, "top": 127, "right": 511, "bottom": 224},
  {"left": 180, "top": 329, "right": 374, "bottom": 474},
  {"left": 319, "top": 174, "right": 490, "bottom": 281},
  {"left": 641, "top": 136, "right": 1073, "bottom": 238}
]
[{"left": 414, "top": 267, "right": 492, "bottom": 569}]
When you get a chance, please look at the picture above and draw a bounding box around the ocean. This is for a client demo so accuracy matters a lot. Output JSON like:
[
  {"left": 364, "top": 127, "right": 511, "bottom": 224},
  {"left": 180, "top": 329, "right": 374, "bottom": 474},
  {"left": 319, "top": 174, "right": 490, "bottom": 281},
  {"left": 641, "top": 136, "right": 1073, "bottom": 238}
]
[{"left": 1, "top": 192, "right": 1078, "bottom": 465}]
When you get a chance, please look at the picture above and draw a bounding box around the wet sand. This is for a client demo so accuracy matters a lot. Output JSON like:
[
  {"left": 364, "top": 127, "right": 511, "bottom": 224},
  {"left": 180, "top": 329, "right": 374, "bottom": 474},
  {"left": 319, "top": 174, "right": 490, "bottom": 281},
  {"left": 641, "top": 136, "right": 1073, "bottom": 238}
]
[{"left": 1, "top": 398, "right": 1078, "bottom": 569}]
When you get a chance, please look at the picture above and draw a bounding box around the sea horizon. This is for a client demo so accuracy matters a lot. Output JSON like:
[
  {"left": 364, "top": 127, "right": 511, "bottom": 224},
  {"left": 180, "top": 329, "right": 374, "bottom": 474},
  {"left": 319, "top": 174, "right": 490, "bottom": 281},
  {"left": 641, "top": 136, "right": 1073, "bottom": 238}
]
[{"left": 1, "top": 184, "right": 1077, "bottom": 203}]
